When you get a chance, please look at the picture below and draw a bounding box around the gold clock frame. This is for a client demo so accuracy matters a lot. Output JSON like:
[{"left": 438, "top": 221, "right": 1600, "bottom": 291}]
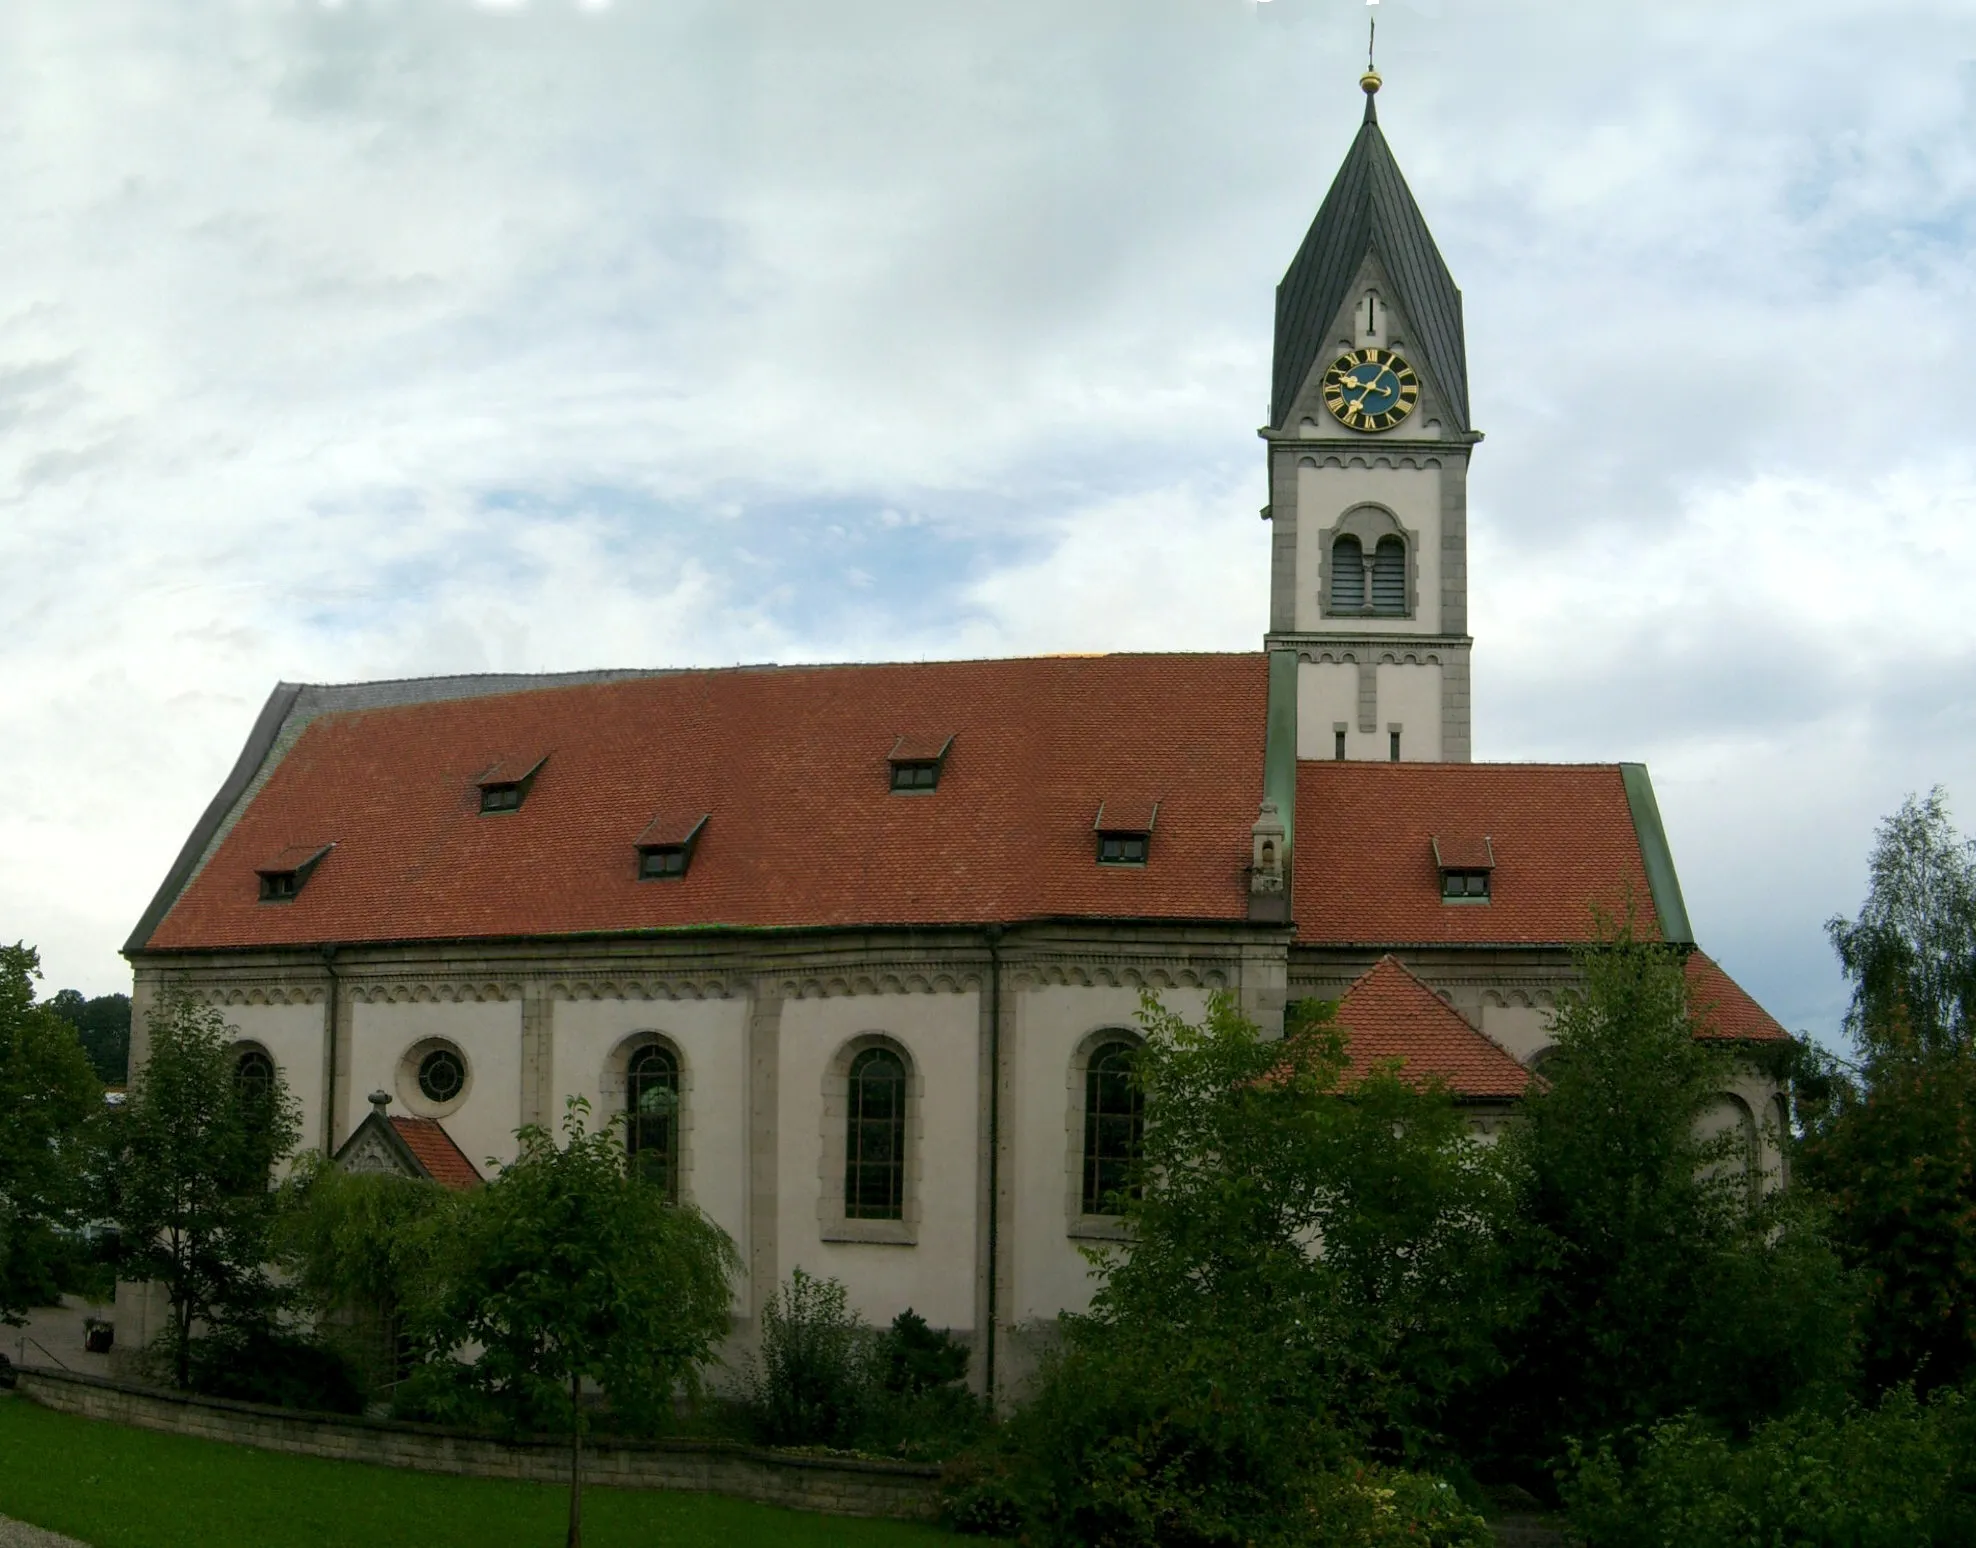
[{"left": 1320, "top": 347, "right": 1421, "bottom": 432}]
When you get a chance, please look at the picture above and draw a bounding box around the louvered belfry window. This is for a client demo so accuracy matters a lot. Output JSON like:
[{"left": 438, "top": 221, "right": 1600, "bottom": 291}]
[
  {"left": 1330, "top": 535, "right": 1365, "bottom": 610},
  {"left": 845, "top": 1048, "right": 907, "bottom": 1220},
  {"left": 1371, "top": 536, "right": 1407, "bottom": 614}
]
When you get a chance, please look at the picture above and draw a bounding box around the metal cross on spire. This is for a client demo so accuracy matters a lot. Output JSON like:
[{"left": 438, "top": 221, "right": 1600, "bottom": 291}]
[{"left": 1360, "top": 2, "right": 1382, "bottom": 119}]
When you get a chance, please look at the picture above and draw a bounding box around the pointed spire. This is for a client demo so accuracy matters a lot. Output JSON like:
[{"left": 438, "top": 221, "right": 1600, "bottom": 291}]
[{"left": 1270, "top": 66, "right": 1469, "bottom": 432}]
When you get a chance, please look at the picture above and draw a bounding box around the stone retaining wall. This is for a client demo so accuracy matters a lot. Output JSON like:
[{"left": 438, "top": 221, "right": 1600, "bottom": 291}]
[{"left": 15, "top": 1368, "right": 940, "bottom": 1521}]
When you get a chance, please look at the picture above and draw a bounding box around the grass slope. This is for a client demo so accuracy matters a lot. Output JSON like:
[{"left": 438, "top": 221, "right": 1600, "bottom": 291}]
[{"left": 0, "top": 1396, "right": 963, "bottom": 1548}]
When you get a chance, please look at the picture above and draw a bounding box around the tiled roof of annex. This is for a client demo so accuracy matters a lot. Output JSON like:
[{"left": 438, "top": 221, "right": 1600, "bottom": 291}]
[
  {"left": 141, "top": 654, "right": 1270, "bottom": 951},
  {"left": 1335, "top": 955, "right": 1533, "bottom": 1100},
  {"left": 1686, "top": 952, "right": 1789, "bottom": 1042},
  {"left": 391, "top": 1117, "right": 482, "bottom": 1191},
  {"left": 1293, "top": 761, "right": 1659, "bottom": 947}
]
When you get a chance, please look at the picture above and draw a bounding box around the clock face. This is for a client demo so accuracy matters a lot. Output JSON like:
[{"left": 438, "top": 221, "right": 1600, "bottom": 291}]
[{"left": 1321, "top": 348, "right": 1421, "bottom": 432}]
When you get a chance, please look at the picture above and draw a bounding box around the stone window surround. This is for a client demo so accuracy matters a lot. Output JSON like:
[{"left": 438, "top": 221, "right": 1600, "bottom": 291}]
[
  {"left": 1318, "top": 503, "right": 1418, "bottom": 621},
  {"left": 1065, "top": 1026, "right": 1143, "bottom": 1243},
  {"left": 818, "top": 1032, "right": 922, "bottom": 1247},
  {"left": 395, "top": 1035, "right": 473, "bottom": 1120},
  {"left": 600, "top": 1030, "right": 697, "bottom": 1207},
  {"left": 228, "top": 1038, "right": 278, "bottom": 1099}
]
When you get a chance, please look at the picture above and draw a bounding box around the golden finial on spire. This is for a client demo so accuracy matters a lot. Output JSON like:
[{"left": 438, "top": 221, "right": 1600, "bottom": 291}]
[{"left": 1360, "top": 11, "right": 1381, "bottom": 96}]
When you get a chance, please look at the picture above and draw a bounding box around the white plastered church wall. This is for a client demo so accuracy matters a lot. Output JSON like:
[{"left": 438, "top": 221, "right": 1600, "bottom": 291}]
[
  {"left": 775, "top": 991, "right": 981, "bottom": 1331},
  {"left": 548, "top": 996, "right": 750, "bottom": 1249},
  {"left": 1291, "top": 462, "right": 1442, "bottom": 635},
  {"left": 1481, "top": 1004, "right": 1553, "bottom": 1065},
  {"left": 346, "top": 999, "right": 524, "bottom": 1173},
  {"left": 215, "top": 1002, "right": 327, "bottom": 1172},
  {"left": 1375, "top": 664, "right": 1443, "bottom": 761},
  {"left": 1006, "top": 985, "right": 1211, "bottom": 1325}
]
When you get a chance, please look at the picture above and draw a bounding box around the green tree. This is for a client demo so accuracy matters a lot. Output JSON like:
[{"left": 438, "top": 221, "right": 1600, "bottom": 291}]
[
  {"left": 989, "top": 992, "right": 1507, "bottom": 1546},
  {"left": 107, "top": 991, "right": 299, "bottom": 1388},
  {"left": 0, "top": 944, "right": 103, "bottom": 1324},
  {"left": 1488, "top": 925, "right": 1853, "bottom": 1473},
  {"left": 412, "top": 1097, "right": 738, "bottom": 1548},
  {"left": 45, "top": 989, "right": 132, "bottom": 1085},
  {"left": 273, "top": 1156, "right": 458, "bottom": 1396},
  {"left": 1826, "top": 789, "right": 1976, "bottom": 1056},
  {"left": 1801, "top": 789, "right": 1976, "bottom": 1393}
]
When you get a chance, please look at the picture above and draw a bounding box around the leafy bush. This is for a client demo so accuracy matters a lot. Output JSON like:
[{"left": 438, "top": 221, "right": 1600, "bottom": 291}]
[
  {"left": 743, "top": 1275, "right": 984, "bottom": 1458},
  {"left": 943, "top": 1346, "right": 1485, "bottom": 1548},
  {"left": 954, "top": 1318, "right": 1369, "bottom": 1546},
  {"left": 1563, "top": 1387, "right": 1976, "bottom": 1547},
  {"left": 184, "top": 1326, "right": 365, "bottom": 1415},
  {"left": 877, "top": 1306, "right": 968, "bottom": 1395},
  {"left": 745, "top": 1269, "right": 874, "bottom": 1447},
  {"left": 1299, "top": 1463, "right": 1492, "bottom": 1548}
]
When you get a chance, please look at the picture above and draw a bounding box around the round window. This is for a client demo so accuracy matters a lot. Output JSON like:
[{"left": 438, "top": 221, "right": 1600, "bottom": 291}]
[{"left": 418, "top": 1048, "right": 466, "bottom": 1104}]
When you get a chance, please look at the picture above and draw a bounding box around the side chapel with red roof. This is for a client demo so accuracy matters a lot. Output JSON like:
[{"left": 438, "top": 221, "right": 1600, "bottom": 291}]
[{"left": 117, "top": 70, "right": 1789, "bottom": 1395}]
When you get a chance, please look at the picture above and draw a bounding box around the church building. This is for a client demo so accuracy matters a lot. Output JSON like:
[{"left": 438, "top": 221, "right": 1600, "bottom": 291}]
[{"left": 117, "top": 71, "right": 1788, "bottom": 1396}]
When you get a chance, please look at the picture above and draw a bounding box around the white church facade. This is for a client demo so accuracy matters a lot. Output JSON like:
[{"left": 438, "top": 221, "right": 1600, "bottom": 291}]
[{"left": 117, "top": 74, "right": 1789, "bottom": 1397}]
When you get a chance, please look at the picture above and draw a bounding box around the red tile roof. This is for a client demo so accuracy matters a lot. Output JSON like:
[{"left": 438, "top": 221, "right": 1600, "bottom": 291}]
[
  {"left": 1686, "top": 952, "right": 1789, "bottom": 1042},
  {"left": 144, "top": 655, "right": 1268, "bottom": 951},
  {"left": 390, "top": 1117, "right": 482, "bottom": 1190},
  {"left": 1335, "top": 955, "right": 1534, "bottom": 1100},
  {"left": 1294, "top": 762, "right": 1658, "bottom": 946}
]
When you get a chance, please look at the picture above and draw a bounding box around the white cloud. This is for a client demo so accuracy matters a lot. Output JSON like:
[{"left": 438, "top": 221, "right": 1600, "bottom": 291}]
[{"left": 2, "top": 1, "right": 1973, "bottom": 1047}]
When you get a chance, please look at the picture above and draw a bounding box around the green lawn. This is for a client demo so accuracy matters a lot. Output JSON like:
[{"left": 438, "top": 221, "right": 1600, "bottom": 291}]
[{"left": 0, "top": 1395, "right": 967, "bottom": 1548}]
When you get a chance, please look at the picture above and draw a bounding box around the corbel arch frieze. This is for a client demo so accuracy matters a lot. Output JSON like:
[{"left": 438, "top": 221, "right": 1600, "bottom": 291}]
[
  {"left": 1006, "top": 963, "right": 1227, "bottom": 992},
  {"left": 347, "top": 980, "right": 520, "bottom": 1005},
  {"left": 1479, "top": 987, "right": 1559, "bottom": 1011},
  {"left": 1298, "top": 452, "right": 1446, "bottom": 472},
  {"left": 183, "top": 984, "right": 326, "bottom": 1008},
  {"left": 1290, "top": 644, "right": 1445, "bottom": 668},
  {"left": 549, "top": 977, "right": 735, "bottom": 1003},
  {"left": 1304, "top": 450, "right": 1446, "bottom": 468},
  {"left": 780, "top": 969, "right": 986, "bottom": 1001}
]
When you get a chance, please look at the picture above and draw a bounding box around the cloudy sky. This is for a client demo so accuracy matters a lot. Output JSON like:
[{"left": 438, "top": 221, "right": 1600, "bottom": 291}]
[{"left": 3, "top": 0, "right": 1972, "bottom": 1044}]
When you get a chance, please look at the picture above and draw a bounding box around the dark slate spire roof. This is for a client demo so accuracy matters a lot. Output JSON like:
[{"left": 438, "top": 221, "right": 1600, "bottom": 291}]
[{"left": 1272, "top": 91, "right": 1468, "bottom": 431}]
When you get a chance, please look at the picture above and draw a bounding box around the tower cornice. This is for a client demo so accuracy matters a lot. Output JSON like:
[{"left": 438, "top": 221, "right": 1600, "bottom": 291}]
[{"left": 1258, "top": 429, "right": 1484, "bottom": 449}]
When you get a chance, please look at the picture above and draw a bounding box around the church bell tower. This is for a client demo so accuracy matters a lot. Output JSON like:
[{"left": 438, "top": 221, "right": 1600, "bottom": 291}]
[{"left": 1262, "top": 68, "right": 1475, "bottom": 762}]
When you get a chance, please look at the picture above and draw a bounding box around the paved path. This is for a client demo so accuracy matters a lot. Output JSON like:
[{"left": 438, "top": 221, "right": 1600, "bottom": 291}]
[
  {"left": 0, "top": 1516, "right": 88, "bottom": 1548},
  {"left": 6, "top": 1298, "right": 116, "bottom": 1380}
]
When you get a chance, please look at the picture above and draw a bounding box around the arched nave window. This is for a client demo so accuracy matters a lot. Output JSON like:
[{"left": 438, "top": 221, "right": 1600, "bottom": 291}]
[
  {"left": 233, "top": 1047, "right": 274, "bottom": 1103},
  {"left": 1082, "top": 1040, "right": 1144, "bottom": 1216},
  {"left": 626, "top": 1044, "right": 681, "bottom": 1201},
  {"left": 1370, "top": 535, "right": 1407, "bottom": 615},
  {"left": 1330, "top": 534, "right": 1365, "bottom": 610},
  {"left": 845, "top": 1047, "right": 907, "bottom": 1221}
]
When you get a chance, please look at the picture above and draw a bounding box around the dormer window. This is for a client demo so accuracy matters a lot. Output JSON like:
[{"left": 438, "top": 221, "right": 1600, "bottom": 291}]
[
  {"left": 256, "top": 844, "right": 333, "bottom": 904},
  {"left": 635, "top": 813, "right": 708, "bottom": 881},
  {"left": 1098, "top": 832, "right": 1148, "bottom": 866},
  {"left": 1094, "top": 799, "right": 1158, "bottom": 867},
  {"left": 476, "top": 755, "right": 547, "bottom": 815},
  {"left": 640, "top": 846, "right": 688, "bottom": 879},
  {"left": 1433, "top": 836, "right": 1495, "bottom": 904},
  {"left": 888, "top": 734, "right": 953, "bottom": 793}
]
